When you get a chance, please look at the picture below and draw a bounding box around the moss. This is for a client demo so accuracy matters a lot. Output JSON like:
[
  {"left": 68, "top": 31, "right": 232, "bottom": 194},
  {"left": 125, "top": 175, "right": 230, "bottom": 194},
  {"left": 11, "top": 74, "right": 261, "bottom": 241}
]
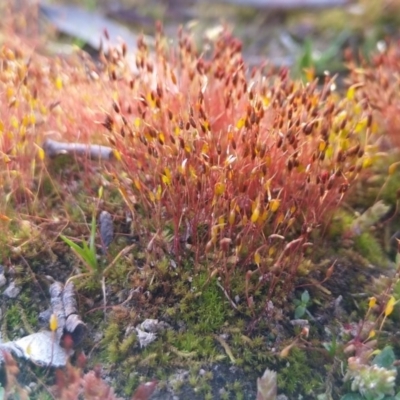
[
  {"left": 175, "top": 272, "right": 228, "bottom": 334},
  {"left": 277, "top": 347, "right": 322, "bottom": 396},
  {"left": 354, "top": 232, "right": 387, "bottom": 266}
]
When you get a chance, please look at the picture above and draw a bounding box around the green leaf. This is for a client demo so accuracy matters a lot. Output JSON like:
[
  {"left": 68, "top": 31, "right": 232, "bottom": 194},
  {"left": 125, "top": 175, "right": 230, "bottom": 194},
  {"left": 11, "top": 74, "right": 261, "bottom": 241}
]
[
  {"left": 60, "top": 235, "right": 97, "bottom": 272},
  {"left": 89, "top": 211, "right": 97, "bottom": 255},
  {"left": 301, "top": 290, "right": 310, "bottom": 304},
  {"left": 294, "top": 305, "right": 306, "bottom": 319},
  {"left": 322, "top": 336, "right": 337, "bottom": 358},
  {"left": 373, "top": 346, "right": 395, "bottom": 369}
]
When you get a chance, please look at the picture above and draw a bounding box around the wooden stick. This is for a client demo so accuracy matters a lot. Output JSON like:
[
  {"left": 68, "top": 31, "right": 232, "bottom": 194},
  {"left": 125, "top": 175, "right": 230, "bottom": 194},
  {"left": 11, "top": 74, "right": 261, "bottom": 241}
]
[{"left": 43, "top": 138, "right": 114, "bottom": 160}]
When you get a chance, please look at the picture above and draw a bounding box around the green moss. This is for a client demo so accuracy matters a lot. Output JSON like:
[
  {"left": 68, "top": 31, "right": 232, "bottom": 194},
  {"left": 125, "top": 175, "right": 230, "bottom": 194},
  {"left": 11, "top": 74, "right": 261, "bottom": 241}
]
[
  {"left": 354, "top": 232, "right": 387, "bottom": 266},
  {"left": 277, "top": 347, "right": 322, "bottom": 395},
  {"left": 176, "top": 273, "right": 228, "bottom": 334}
]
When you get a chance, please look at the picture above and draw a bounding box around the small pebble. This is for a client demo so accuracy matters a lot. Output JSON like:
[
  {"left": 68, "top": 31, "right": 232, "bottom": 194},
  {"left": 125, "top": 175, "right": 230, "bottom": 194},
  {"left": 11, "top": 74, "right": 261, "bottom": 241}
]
[
  {"left": 0, "top": 273, "right": 6, "bottom": 288},
  {"left": 4, "top": 281, "right": 21, "bottom": 298}
]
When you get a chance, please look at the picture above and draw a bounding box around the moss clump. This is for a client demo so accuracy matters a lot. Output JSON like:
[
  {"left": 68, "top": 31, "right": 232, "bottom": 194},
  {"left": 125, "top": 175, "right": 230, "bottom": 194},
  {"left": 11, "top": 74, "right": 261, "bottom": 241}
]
[{"left": 277, "top": 347, "right": 323, "bottom": 396}]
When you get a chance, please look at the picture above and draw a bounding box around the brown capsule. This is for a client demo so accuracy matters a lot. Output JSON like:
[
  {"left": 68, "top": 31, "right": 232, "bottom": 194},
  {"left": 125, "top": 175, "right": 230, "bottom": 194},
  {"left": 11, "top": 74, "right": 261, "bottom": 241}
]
[
  {"left": 321, "top": 126, "right": 328, "bottom": 140},
  {"left": 260, "top": 164, "right": 267, "bottom": 176},
  {"left": 149, "top": 127, "right": 157, "bottom": 138},
  {"left": 199, "top": 106, "right": 206, "bottom": 120},
  {"left": 320, "top": 185, "right": 325, "bottom": 197},
  {"left": 232, "top": 73, "right": 238, "bottom": 87},
  {"left": 312, "top": 152, "right": 317, "bottom": 162},
  {"left": 140, "top": 97, "right": 148, "bottom": 108},
  {"left": 311, "top": 107, "right": 318, "bottom": 118},
  {"left": 287, "top": 159, "right": 293, "bottom": 172},
  {"left": 336, "top": 149, "right": 345, "bottom": 163},
  {"left": 367, "top": 113, "right": 373, "bottom": 128},
  {"left": 217, "top": 143, "right": 222, "bottom": 155},
  {"left": 250, "top": 111, "right": 257, "bottom": 125},
  {"left": 102, "top": 115, "right": 114, "bottom": 131},
  {"left": 179, "top": 137, "right": 185, "bottom": 149},
  {"left": 112, "top": 101, "right": 120, "bottom": 113},
  {"left": 168, "top": 109, "right": 173, "bottom": 120},
  {"left": 122, "top": 42, "right": 127, "bottom": 57},
  {"left": 249, "top": 89, "right": 254, "bottom": 101},
  {"left": 303, "top": 123, "right": 313, "bottom": 135},
  {"left": 111, "top": 70, "right": 117, "bottom": 81},
  {"left": 146, "top": 62, "right": 154, "bottom": 73},
  {"left": 347, "top": 144, "right": 360, "bottom": 157},
  {"left": 170, "top": 70, "right": 177, "bottom": 85},
  {"left": 140, "top": 135, "right": 148, "bottom": 146},
  {"left": 189, "top": 117, "right": 196, "bottom": 128},
  {"left": 129, "top": 79, "right": 134, "bottom": 89},
  {"left": 339, "top": 183, "right": 349, "bottom": 193},
  {"left": 357, "top": 148, "right": 364, "bottom": 158},
  {"left": 327, "top": 176, "right": 335, "bottom": 190},
  {"left": 200, "top": 123, "right": 207, "bottom": 134}
]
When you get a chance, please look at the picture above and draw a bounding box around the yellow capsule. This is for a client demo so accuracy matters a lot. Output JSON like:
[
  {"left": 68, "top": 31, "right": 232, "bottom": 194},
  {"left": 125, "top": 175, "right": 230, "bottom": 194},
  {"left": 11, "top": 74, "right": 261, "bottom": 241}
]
[
  {"left": 49, "top": 313, "right": 58, "bottom": 332},
  {"left": 214, "top": 182, "right": 226, "bottom": 196},
  {"left": 229, "top": 209, "right": 235, "bottom": 226},
  {"left": 270, "top": 199, "right": 280, "bottom": 212},
  {"left": 251, "top": 207, "right": 260, "bottom": 223}
]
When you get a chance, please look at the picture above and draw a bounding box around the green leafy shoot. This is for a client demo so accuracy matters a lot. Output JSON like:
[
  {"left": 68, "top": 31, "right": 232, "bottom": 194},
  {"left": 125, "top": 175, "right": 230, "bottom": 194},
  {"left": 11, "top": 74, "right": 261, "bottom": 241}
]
[
  {"left": 294, "top": 290, "right": 310, "bottom": 319},
  {"left": 60, "top": 211, "right": 98, "bottom": 273}
]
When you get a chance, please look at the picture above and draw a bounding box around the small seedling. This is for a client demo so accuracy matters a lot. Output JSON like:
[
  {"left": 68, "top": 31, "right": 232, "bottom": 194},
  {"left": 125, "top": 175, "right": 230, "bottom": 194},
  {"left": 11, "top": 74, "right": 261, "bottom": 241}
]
[
  {"left": 60, "top": 209, "right": 98, "bottom": 274},
  {"left": 294, "top": 290, "right": 310, "bottom": 319}
]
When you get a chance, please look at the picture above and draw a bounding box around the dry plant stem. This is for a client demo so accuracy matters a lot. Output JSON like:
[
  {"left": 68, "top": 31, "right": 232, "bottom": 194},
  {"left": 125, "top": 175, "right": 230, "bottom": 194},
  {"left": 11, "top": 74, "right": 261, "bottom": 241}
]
[
  {"left": 43, "top": 139, "right": 114, "bottom": 160},
  {"left": 216, "top": 280, "right": 238, "bottom": 311}
]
